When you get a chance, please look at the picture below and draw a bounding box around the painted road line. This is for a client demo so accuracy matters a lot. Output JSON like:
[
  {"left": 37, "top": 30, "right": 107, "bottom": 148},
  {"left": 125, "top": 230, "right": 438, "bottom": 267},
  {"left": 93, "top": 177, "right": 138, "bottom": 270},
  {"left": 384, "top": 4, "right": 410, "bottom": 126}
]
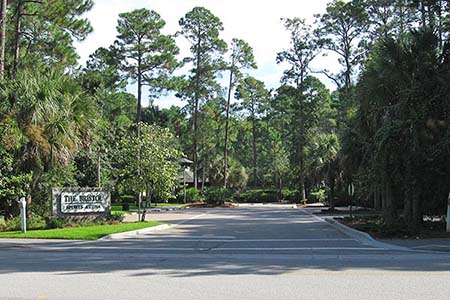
[
  {"left": 40, "top": 246, "right": 387, "bottom": 251},
  {"left": 134, "top": 235, "right": 236, "bottom": 239},
  {"left": 110, "top": 238, "right": 358, "bottom": 242},
  {"left": 412, "top": 245, "right": 450, "bottom": 249},
  {"left": 210, "top": 247, "right": 388, "bottom": 251},
  {"left": 171, "top": 213, "right": 209, "bottom": 227}
]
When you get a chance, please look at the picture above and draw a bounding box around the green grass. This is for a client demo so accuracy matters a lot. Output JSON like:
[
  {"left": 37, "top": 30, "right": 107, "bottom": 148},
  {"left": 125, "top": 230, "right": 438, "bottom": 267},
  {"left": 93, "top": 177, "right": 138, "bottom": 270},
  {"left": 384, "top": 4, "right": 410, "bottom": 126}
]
[{"left": 0, "top": 221, "right": 163, "bottom": 240}]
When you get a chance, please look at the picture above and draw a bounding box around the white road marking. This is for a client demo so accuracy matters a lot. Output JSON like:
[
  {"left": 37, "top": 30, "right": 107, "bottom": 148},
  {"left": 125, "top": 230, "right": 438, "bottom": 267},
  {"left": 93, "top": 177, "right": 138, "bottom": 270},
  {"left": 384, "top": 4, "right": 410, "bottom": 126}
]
[
  {"left": 210, "top": 247, "right": 387, "bottom": 251},
  {"left": 116, "top": 238, "right": 358, "bottom": 242},
  {"left": 50, "top": 246, "right": 384, "bottom": 251},
  {"left": 140, "top": 235, "right": 237, "bottom": 239},
  {"left": 412, "top": 245, "right": 450, "bottom": 249},
  {"left": 172, "top": 213, "right": 208, "bottom": 226}
]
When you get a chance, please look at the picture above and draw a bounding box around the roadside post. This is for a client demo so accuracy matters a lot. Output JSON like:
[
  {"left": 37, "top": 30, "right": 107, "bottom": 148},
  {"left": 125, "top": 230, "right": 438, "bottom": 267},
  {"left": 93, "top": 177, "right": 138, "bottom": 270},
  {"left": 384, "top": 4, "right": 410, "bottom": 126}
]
[
  {"left": 17, "top": 197, "right": 27, "bottom": 233},
  {"left": 348, "top": 183, "right": 355, "bottom": 219},
  {"left": 447, "top": 192, "right": 450, "bottom": 232}
]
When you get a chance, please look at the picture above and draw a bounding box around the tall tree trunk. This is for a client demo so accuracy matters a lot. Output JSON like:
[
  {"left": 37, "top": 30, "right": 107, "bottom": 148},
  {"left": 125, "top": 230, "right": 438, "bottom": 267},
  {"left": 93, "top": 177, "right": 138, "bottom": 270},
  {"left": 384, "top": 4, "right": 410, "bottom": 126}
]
[
  {"left": 13, "top": 0, "right": 23, "bottom": 78},
  {"left": 437, "top": 0, "right": 443, "bottom": 49},
  {"left": 278, "top": 177, "right": 282, "bottom": 202},
  {"left": 136, "top": 57, "right": 142, "bottom": 125},
  {"left": 298, "top": 85, "right": 306, "bottom": 204},
  {"left": 398, "top": 1, "right": 405, "bottom": 38},
  {"left": 382, "top": 177, "right": 396, "bottom": 226},
  {"left": 193, "top": 33, "right": 201, "bottom": 190},
  {"left": 0, "top": 0, "right": 7, "bottom": 79},
  {"left": 420, "top": 0, "right": 427, "bottom": 28},
  {"left": 327, "top": 167, "right": 335, "bottom": 210},
  {"left": 201, "top": 157, "right": 206, "bottom": 191},
  {"left": 411, "top": 185, "right": 421, "bottom": 232},
  {"left": 251, "top": 110, "right": 257, "bottom": 187},
  {"left": 374, "top": 186, "right": 382, "bottom": 211},
  {"left": 403, "top": 159, "right": 413, "bottom": 226},
  {"left": 136, "top": 54, "right": 142, "bottom": 220},
  {"left": 223, "top": 70, "right": 234, "bottom": 188}
]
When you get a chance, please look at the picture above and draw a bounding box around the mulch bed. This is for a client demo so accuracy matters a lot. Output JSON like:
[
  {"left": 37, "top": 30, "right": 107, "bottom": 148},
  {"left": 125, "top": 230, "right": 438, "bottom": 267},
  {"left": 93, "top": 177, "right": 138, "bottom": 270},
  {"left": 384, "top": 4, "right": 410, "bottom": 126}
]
[
  {"left": 185, "top": 202, "right": 237, "bottom": 208},
  {"left": 337, "top": 216, "right": 450, "bottom": 239}
]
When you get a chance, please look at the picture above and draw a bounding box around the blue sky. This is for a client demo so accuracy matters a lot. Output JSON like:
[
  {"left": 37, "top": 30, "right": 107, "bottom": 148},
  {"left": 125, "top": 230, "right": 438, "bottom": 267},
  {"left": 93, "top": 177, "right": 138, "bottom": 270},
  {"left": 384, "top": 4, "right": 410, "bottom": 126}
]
[{"left": 75, "top": 0, "right": 339, "bottom": 108}]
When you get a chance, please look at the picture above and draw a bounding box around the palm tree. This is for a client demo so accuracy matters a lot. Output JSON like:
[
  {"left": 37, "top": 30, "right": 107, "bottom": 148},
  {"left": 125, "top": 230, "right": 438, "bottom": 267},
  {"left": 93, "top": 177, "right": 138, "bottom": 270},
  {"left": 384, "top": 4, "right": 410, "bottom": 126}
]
[{"left": 0, "top": 70, "right": 98, "bottom": 209}]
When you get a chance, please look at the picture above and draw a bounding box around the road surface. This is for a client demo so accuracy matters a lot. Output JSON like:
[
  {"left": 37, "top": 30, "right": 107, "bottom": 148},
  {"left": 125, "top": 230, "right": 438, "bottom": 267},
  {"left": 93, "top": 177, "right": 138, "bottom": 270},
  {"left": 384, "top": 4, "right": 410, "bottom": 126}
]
[{"left": 1, "top": 204, "right": 450, "bottom": 300}]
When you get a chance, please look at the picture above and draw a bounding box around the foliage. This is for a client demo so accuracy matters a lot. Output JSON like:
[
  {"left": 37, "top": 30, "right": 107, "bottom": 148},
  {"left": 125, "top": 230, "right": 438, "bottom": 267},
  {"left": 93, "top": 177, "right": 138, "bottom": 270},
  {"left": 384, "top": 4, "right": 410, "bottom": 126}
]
[
  {"left": 115, "top": 123, "right": 181, "bottom": 199},
  {"left": 0, "top": 145, "right": 32, "bottom": 210},
  {"left": 74, "top": 151, "right": 98, "bottom": 187},
  {"left": 1, "top": 1, "right": 450, "bottom": 234},
  {"left": 46, "top": 217, "right": 67, "bottom": 229},
  {"left": 115, "top": 8, "right": 180, "bottom": 122},
  {"left": 309, "top": 188, "right": 327, "bottom": 203},
  {"left": 204, "top": 187, "right": 233, "bottom": 205},
  {"left": 176, "top": 188, "right": 204, "bottom": 203},
  {"left": 178, "top": 6, "right": 227, "bottom": 189},
  {"left": 0, "top": 214, "right": 46, "bottom": 232},
  {"left": 237, "top": 189, "right": 280, "bottom": 203}
]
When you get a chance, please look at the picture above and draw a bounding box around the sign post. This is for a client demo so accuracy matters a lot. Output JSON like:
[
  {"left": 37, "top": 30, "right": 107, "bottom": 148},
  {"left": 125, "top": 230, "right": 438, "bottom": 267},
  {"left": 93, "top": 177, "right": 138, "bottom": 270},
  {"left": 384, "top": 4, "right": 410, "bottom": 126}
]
[
  {"left": 447, "top": 193, "right": 450, "bottom": 233},
  {"left": 17, "top": 197, "right": 27, "bottom": 233},
  {"left": 348, "top": 183, "right": 355, "bottom": 219}
]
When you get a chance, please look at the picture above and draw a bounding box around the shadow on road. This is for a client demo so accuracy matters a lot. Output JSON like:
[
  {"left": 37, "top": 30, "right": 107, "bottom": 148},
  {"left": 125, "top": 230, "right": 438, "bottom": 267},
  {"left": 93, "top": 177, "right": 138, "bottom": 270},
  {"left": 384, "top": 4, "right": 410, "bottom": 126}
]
[{"left": 1, "top": 207, "right": 450, "bottom": 277}]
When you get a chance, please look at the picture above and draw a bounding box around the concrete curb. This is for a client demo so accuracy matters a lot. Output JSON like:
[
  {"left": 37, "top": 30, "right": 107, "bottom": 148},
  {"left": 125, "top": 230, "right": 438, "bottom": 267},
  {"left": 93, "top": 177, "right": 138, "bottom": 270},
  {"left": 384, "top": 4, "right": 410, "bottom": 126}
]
[
  {"left": 299, "top": 208, "right": 411, "bottom": 251},
  {"left": 99, "top": 224, "right": 173, "bottom": 240},
  {"left": 324, "top": 218, "right": 409, "bottom": 251}
]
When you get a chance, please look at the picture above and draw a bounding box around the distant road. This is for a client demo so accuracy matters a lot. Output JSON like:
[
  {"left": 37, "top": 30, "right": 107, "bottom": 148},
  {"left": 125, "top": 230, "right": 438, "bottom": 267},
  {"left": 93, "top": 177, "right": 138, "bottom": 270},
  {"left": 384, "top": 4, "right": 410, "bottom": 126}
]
[{"left": 1, "top": 204, "right": 450, "bottom": 300}]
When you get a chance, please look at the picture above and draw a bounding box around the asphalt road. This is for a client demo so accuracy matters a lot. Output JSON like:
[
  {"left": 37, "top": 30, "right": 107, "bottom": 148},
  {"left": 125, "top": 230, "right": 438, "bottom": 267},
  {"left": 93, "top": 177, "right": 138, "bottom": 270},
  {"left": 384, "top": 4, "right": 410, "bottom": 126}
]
[{"left": 1, "top": 204, "right": 450, "bottom": 300}]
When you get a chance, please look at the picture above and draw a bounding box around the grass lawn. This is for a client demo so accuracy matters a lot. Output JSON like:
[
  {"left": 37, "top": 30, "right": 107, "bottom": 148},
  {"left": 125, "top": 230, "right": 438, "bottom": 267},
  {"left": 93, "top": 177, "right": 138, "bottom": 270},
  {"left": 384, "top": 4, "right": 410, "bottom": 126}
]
[{"left": 0, "top": 221, "right": 163, "bottom": 240}]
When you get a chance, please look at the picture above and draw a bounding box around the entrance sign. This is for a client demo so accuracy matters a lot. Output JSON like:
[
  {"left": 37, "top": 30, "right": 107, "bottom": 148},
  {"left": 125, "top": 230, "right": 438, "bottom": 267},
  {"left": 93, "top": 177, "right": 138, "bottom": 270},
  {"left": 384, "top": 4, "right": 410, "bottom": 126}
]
[
  {"left": 52, "top": 188, "right": 111, "bottom": 220},
  {"left": 61, "top": 192, "right": 107, "bottom": 213}
]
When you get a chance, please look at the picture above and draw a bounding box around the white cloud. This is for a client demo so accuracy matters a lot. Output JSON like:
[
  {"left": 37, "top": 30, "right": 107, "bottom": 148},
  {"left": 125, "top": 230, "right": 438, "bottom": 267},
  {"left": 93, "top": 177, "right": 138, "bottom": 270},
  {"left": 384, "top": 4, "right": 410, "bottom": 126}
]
[{"left": 76, "top": 0, "right": 340, "bottom": 108}]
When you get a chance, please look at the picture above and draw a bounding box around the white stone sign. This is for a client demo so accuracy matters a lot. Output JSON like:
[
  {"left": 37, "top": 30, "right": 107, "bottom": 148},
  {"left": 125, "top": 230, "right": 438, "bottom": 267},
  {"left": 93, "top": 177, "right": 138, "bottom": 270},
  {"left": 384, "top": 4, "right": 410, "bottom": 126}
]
[{"left": 60, "top": 191, "right": 108, "bottom": 213}]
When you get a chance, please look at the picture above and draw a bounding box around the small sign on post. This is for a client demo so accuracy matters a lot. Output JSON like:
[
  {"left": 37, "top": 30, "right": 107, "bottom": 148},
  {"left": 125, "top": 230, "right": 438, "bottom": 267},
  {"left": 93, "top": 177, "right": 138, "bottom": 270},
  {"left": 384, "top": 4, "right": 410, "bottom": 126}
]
[
  {"left": 17, "top": 197, "right": 27, "bottom": 233},
  {"left": 348, "top": 183, "right": 355, "bottom": 219},
  {"left": 348, "top": 183, "right": 355, "bottom": 197},
  {"left": 447, "top": 193, "right": 450, "bottom": 233}
]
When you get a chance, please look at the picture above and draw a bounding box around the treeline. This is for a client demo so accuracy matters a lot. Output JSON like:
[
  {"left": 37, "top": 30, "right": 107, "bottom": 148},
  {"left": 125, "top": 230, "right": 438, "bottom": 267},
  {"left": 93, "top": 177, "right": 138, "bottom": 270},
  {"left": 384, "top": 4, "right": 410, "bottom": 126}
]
[{"left": 0, "top": 1, "right": 449, "bottom": 231}]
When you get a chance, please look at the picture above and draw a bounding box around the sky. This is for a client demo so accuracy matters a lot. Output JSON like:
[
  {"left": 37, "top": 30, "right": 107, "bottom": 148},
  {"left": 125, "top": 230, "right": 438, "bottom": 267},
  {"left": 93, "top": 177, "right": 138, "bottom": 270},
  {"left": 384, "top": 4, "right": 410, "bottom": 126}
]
[{"left": 75, "top": 0, "right": 337, "bottom": 108}]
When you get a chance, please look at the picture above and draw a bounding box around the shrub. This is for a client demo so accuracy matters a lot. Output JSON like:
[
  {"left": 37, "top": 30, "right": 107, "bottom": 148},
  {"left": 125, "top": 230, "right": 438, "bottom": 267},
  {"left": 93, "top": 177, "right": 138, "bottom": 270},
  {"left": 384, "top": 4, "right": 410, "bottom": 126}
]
[
  {"left": 0, "top": 217, "right": 6, "bottom": 232},
  {"left": 109, "top": 213, "right": 125, "bottom": 222},
  {"left": 228, "top": 164, "right": 248, "bottom": 191},
  {"left": 46, "top": 217, "right": 67, "bottom": 229},
  {"left": 27, "top": 215, "right": 46, "bottom": 229},
  {"left": 120, "top": 195, "right": 136, "bottom": 204},
  {"left": 236, "top": 189, "right": 279, "bottom": 203},
  {"left": 1, "top": 214, "right": 45, "bottom": 231},
  {"left": 281, "top": 189, "right": 299, "bottom": 202},
  {"left": 181, "top": 188, "right": 204, "bottom": 202},
  {"left": 122, "top": 203, "right": 130, "bottom": 211},
  {"left": 234, "top": 189, "right": 300, "bottom": 203},
  {"left": 204, "top": 187, "right": 233, "bottom": 205},
  {"left": 4, "top": 216, "right": 21, "bottom": 231},
  {"left": 309, "top": 188, "right": 327, "bottom": 203}
]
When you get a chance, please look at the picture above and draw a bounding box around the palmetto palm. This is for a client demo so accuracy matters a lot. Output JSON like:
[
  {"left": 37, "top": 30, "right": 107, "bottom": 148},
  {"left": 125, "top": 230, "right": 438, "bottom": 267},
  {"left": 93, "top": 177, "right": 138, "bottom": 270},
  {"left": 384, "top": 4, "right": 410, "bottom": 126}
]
[{"left": 0, "top": 70, "right": 97, "bottom": 207}]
